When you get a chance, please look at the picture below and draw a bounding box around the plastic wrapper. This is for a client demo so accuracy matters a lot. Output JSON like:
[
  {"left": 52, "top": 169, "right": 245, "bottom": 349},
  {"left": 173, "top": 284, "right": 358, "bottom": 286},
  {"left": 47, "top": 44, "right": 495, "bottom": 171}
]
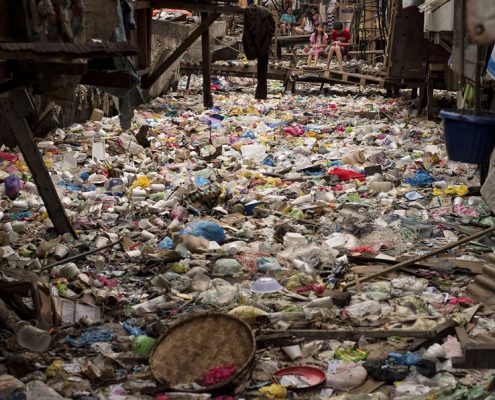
[{"left": 180, "top": 221, "right": 225, "bottom": 243}]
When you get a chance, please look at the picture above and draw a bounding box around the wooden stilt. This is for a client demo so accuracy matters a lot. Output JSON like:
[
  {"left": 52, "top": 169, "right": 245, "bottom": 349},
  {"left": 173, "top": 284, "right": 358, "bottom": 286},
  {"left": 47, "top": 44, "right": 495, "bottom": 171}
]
[
  {"left": 201, "top": 12, "right": 213, "bottom": 108},
  {"left": 0, "top": 89, "right": 76, "bottom": 237}
]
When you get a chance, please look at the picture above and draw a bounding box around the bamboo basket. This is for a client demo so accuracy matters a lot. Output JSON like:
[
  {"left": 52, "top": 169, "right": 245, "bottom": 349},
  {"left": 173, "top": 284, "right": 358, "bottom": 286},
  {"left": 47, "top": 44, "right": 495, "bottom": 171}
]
[{"left": 149, "top": 312, "right": 256, "bottom": 393}]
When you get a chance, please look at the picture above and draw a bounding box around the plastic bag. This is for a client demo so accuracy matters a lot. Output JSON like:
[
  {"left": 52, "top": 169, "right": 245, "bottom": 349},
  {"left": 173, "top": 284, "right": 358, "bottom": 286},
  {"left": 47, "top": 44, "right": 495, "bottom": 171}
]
[
  {"left": 212, "top": 258, "right": 243, "bottom": 277},
  {"left": 158, "top": 237, "right": 174, "bottom": 250},
  {"left": 442, "top": 335, "right": 463, "bottom": 359},
  {"left": 346, "top": 301, "right": 382, "bottom": 319},
  {"left": 405, "top": 170, "right": 435, "bottom": 187},
  {"left": 328, "top": 167, "right": 365, "bottom": 181},
  {"left": 391, "top": 277, "right": 428, "bottom": 293},
  {"left": 257, "top": 257, "right": 283, "bottom": 272},
  {"left": 180, "top": 221, "right": 225, "bottom": 243},
  {"left": 4, "top": 174, "right": 21, "bottom": 200},
  {"left": 199, "top": 279, "right": 238, "bottom": 306},
  {"left": 131, "top": 175, "right": 151, "bottom": 189},
  {"left": 326, "top": 360, "right": 368, "bottom": 390}
]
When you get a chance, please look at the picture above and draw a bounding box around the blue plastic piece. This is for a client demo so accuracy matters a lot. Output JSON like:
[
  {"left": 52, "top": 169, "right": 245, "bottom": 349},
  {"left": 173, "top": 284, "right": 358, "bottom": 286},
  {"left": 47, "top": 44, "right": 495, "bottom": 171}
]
[
  {"left": 194, "top": 176, "right": 210, "bottom": 187},
  {"left": 262, "top": 155, "right": 275, "bottom": 166},
  {"left": 79, "top": 172, "right": 90, "bottom": 181},
  {"left": 123, "top": 321, "right": 145, "bottom": 336},
  {"left": 440, "top": 110, "right": 495, "bottom": 164},
  {"left": 65, "top": 327, "right": 114, "bottom": 347},
  {"left": 405, "top": 170, "right": 435, "bottom": 187},
  {"left": 243, "top": 131, "right": 256, "bottom": 139},
  {"left": 180, "top": 221, "right": 225, "bottom": 243},
  {"left": 387, "top": 352, "right": 420, "bottom": 366},
  {"left": 158, "top": 237, "right": 174, "bottom": 250},
  {"left": 12, "top": 211, "right": 32, "bottom": 220}
]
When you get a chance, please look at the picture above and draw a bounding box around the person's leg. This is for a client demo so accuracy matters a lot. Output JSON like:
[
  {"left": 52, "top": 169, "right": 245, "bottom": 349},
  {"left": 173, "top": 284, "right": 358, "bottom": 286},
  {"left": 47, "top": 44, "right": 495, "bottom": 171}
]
[
  {"left": 294, "top": 26, "right": 303, "bottom": 34},
  {"left": 327, "top": 45, "right": 336, "bottom": 68},
  {"left": 307, "top": 53, "right": 312, "bottom": 65},
  {"left": 256, "top": 54, "right": 269, "bottom": 100},
  {"left": 281, "top": 23, "right": 287, "bottom": 35},
  {"left": 335, "top": 45, "right": 343, "bottom": 69},
  {"left": 314, "top": 51, "right": 320, "bottom": 64}
]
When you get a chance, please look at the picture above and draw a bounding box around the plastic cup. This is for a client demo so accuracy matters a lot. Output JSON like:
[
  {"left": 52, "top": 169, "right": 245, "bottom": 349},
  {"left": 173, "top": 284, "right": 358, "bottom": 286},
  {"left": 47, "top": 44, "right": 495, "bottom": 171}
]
[
  {"left": 15, "top": 321, "right": 51, "bottom": 352},
  {"left": 54, "top": 244, "right": 69, "bottom": 260},
  {"left": 95, "top": 255, "right": 106, "bottom": 270},
  {"left": 282, "top": 345, "right": 303, "bottom": 361},
  {"left": 126, "top": 250, "right": 141, "bottom": 258},
  {"left": 104, "top": 292, "right": 120, "bottom": 310},
  {"left": 95, "top": 236, "right": 110, "bottom": 248},
  {"left": 140, "top": 230, "right": 155, "bottom": 241},
  {"left": 11, "top": 221, "right": 27, "bottom": 233}
]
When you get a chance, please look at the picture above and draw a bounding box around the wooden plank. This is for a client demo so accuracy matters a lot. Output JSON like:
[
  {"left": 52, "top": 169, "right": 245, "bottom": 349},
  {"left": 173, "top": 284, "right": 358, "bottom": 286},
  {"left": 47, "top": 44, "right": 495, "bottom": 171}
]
[
  {"left": 150, "top": 0, "right": 245, "bottom": 14},
  {"left": 143, "top": 12, "right": 220, "bottom": 89},
  {"left": 257, "top": 322, "right": 455, "bottom": 343}
]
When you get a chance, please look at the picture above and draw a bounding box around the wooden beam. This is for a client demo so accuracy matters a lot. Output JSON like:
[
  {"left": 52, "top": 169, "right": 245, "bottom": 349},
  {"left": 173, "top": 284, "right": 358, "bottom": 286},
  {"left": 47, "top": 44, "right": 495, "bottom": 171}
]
[
  {"left": 135, "top": 7, "right": 153, "bottom": 69},
  {"left": 142, "top": 12, "right": 220, "bottom": 89},
  {"left": 80, "top": 70, "right": 135, "bottom": 88},
  {"left": 0, "top": 89, "right": 76, "bottom": 237},
  {"left": 257, "top": 321, "right": 457, "bottom": 344},
  {"left": 201, "top": 12, "right": 213, "bottom": 108},
  {"left": 150, "top": 0, "right": 245, "bottom": 14}
]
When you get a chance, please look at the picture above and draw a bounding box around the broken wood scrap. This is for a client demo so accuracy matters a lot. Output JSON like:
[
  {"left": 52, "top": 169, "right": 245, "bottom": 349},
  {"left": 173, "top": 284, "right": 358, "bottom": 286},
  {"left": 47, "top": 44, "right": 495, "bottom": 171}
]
[
  {"left": 346, "top": 226, "right": 495, "bottom": 288},
  {"left": 349, "top": 254, "right": 481, "bottom": 275}
]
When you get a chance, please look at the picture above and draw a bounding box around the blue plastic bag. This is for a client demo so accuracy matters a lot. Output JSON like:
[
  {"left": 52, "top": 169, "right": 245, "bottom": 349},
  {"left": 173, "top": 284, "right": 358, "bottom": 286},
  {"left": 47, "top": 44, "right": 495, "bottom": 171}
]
[
  {"left": 4, "top": 174, "right": 20, "bottom": 200},
  {"left": 262, "top": 155, "right": 275, "bottom": 166},
  {"left": 194, "top": 176, "right": 210, "bottom": 187},
  {"left": 387, "top": 352, "right": 420, "bottom": 366},
  {"left": 180, "top": 221, "right": 225, "bottom": 243},
  {"left": 405, "top": 170, "right": 435, "bottom": 187},
  {"left": 158, "top": 237, "right": 174, "bottom": 250}
]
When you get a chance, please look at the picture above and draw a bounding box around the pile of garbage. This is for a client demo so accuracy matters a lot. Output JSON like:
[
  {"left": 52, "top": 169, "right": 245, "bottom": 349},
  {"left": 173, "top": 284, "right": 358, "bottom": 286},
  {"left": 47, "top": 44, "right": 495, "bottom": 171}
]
[{"left": 1, "top": 80, "right": 495, "bottom": 400}]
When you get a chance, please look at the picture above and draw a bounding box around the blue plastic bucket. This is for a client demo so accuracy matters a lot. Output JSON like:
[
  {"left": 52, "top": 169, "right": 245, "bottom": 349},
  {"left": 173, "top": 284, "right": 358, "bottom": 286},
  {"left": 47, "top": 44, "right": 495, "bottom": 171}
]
[{"left": 440, "top": 109, "right": 495, "bottom": 164}]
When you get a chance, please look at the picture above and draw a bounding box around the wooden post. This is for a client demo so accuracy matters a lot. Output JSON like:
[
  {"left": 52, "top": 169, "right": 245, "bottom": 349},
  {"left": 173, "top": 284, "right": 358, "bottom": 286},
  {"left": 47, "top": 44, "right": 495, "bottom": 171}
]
[
  {"left": 0, "top": 89, "right": 76, "bottom": 237},
  {"left": 201, "top": 12, "right": 213, "bottom": 108}
]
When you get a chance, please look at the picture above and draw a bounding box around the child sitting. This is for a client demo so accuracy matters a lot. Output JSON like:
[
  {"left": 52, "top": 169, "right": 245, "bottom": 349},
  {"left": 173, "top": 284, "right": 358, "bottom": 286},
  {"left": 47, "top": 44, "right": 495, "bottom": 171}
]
[
  {"left": 280, "top": 7, "right": 297, "bottom": 35},
  {"left": 326, "top": 21, "right": 351, "bottom": 70},
  {"left": 307, "top": 23, "right": 328, "bottom": 66}
]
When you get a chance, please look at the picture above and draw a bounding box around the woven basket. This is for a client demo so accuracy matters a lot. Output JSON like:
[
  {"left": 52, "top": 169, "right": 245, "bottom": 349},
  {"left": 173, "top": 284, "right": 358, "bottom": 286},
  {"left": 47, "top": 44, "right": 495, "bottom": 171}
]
[{"left": 149, "top": 313, "right": 256, "bottom": 392}]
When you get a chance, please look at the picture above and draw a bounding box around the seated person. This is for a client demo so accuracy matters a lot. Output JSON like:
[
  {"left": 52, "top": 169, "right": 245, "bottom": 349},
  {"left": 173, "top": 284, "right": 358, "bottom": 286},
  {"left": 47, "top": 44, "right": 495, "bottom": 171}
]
[
  {"left": 280, "top": 7, "right": 297, "bottom": 35},
  {"left": 326, "top": 21, "right": 351, "bottom": 70},
  {"left": 311, "top": 6, "right": 321, "bottom": 25},
  {"left": 307, "top": 23, "right": 328, "bottom": 66},
  {"left": 294, "top": 9, "right": 314, "bottom": 34}
]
